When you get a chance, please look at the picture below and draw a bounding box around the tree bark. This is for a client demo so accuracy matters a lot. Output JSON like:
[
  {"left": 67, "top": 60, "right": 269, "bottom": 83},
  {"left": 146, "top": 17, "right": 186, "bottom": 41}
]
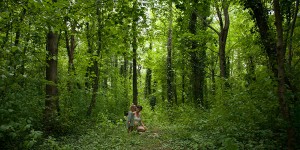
[
  {"left": 145, "top": 68, "right": 152, "bottom": 98},
  {"left": 181, "top": 71, "right": 185, "bottom": 104},
  {"left": 85, "top": 22, "right": 92, "bottom": 90},
  {"left": 245, "top": 56, "right": 256, "bottom": 87},
  {"left": 188, "top": 1, "right": 206, "bottom": 107},
  {"left": 167, "top": 0, "right": 174, "bottom": 105},
  {"left": 87, "top": 3, "right": 101, "bottom": 116},
  {"left": 288, "top": 0, "right": 299, "bottom": 68},
  {"left": 132, "top": 0, "right": 138, "bottom": 105},
  {"left": 216, "top": 3, "right": 229, "bottom": 79},
  {"left": 244, "top": 0, "right": 278, "bottom": 76},
  {"left": 44, "top": 31, "right": 59, "bottom": 134},
  {"left": 274, "top": 0, "right": 295, "bottom": 149},
  {"left": 122, "top": 53, "right": 129, "bottom": 100},
  {"left": 244, "top": 1, "right": 298, "bottom": 147},
  {"left": 64, "top": 18, "right": 76, "bottom": 92}
]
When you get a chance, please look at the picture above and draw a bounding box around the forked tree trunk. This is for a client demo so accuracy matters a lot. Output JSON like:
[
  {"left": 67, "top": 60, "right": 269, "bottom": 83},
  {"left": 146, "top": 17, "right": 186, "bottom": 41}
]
[{"left": 217, "top": 3, "right": 229, "bottom": 79}]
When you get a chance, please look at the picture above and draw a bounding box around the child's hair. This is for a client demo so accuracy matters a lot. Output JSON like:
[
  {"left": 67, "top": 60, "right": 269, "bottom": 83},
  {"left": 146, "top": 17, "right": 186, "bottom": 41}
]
[
  {"left": 130, "top": 104, "right": 136, "bottom": 111},
  {"left": 137, "top": 105, "right": 143, "bottom": 110}
]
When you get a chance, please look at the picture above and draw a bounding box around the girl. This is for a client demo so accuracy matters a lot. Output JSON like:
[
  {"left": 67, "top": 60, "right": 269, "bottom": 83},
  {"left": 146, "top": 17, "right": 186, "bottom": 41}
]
[
  {"left": 134, "top": 105, "right": 147, "bottom": 132},
  {"left": 126, "top": 104, "right": 136, "bottom": 133}
]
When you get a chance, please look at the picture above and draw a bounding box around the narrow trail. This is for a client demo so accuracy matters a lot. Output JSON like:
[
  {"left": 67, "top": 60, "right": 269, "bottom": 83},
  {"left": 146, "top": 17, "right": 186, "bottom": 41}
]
[{"left": 45, "top": 125, "right": 185, "bottom": 150}]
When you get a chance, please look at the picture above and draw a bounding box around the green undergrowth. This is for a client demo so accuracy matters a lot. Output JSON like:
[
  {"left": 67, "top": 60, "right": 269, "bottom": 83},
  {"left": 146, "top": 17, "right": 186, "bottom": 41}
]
[{"left": 34, "top": 100, "right": 283, "bottom": 150}]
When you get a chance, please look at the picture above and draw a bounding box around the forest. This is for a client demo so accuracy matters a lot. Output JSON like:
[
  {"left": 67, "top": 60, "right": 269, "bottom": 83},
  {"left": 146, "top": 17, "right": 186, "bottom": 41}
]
[{"left": 1, "top": 0, "right": 300, "bottom": 149}]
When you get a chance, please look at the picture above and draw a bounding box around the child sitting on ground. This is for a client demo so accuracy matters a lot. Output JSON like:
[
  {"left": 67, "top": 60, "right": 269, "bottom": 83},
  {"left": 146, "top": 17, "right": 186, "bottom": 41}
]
[{"left": 126, "top": 104, "right": 136, "bottom": 133}]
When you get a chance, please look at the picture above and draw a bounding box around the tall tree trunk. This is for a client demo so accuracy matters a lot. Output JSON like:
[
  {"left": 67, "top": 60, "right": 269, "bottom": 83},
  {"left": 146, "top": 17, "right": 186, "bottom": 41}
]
[
  {"left": 244, "top": 1, "right": 297, "bottom": 148},
  {"left": 85, "top": 22, "right": 93, "bottom": 90},
  {"left": 121, "top": 53, "right": 129, "bottom": 101},
  {"left": 211, "top": 68, "right": 216, "bottom": 95},
  {"left": 274, "top": 0, "right": 295, "bottom": 149},
  {"left": 132, "top": 0, "right": 138, "bottom": 105},
  {"left": 44, "top": 0, "right": 59, "bottom": 134},
  {"left": 145, "top": 68, "right": 152, "bottom": 98},
  {"left": 210, "top": 49, "right": 217, "bottom": 95},
  {"left": 188, "top": 1, "right": 205, "bottom": 107},
  {"left": 44, "top": 31, "right": 59, "bottom": 134},
  {"left": 217, "top": 3, "right": 229, "bottom": 79},
  {"left": 181, "top": 70, "right": 185, "bottom": 104},
  {"left": 10, "top": 8, "right": 26, "bottom": 73},
  {"left": 173, "top": 74, "right": 178, "bottom": 105},
  {"left": 167, "top": 0, "right": 174, "bottom": 105},
  {"left": 65, "top": 18, "right": 76, "bottom": 92},
  {"left": 14, "top": 9, "right": 26, "bottom": 46},
  {"left": 245, "top": 56, "right": 256, "bottom": 87},
  {"left": 244, "top": 0, "right": 278, "bottom": 76},
  {"left": 87, "top": 3, "right": 102, "bottom": 116},
  {"left": 288, "top": 0, "right": 299, "bottom": 68}
]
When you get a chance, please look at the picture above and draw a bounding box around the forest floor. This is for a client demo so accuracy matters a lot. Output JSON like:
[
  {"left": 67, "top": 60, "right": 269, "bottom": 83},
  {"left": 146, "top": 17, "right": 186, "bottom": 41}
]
[{"left": 38, "top": 124, "right": 197, "bottom": 150}]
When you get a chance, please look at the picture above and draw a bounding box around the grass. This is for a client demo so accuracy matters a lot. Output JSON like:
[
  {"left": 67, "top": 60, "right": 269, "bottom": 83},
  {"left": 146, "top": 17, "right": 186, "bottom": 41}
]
[{"left": 34, "top": 104, "right": 282, "bottom": 150}]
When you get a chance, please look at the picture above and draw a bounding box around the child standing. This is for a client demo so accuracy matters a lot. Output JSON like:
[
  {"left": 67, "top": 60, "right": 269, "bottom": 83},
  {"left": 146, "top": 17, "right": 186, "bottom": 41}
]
[{"left": 126, "top": 104, "right": 136, "bottom": 133}]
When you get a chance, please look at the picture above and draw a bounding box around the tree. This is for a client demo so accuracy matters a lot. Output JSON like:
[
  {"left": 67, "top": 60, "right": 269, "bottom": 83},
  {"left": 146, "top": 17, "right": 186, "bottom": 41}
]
[
  {"left": 44, "top": 0, "right": 60, "bottom": 134},
  {"left": 187, "top": 0, "right": 209, "bottom": 107},
  {"left": 241, "top": 0, "right": 298, "bottom": 148},
  {"left": 205, "top": 0, "right": 230, "bottom": 82},
  {"left": 87, "top": 1, "right": 102, "bottom": 116},
  {"left": 132, "top": 0, "right": 139, "bottom": 105},
  {"left": 274, "top": 0, "right": 295, "bottom": 148},
  {"left": 64, "top": 14, "right": 77, "bottom": 92},
  {"left": 166, "top": 0, "right": 175, "bottom": 105}
]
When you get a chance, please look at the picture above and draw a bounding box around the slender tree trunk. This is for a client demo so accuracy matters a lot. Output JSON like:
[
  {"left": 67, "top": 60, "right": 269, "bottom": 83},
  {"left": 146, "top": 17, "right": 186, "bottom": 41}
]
[
  {"left": 14, "top": 9, "right": 26, "bottom": 46},
  {"left": 173, "top": 74, "right": 178, "bottom": 105},
  {"left": 145, "top": 68, "right": 152, "bottom": 98},
  {"left": 211, "top": 68, "right": 216, "bottom": 95},
  {"left": 288, "top": 0, "right": 299, "bottom": 68},
  {"left": 167, "top": 0, "right": 174, "bottom": 105},
  {"left": 64, "top": 18, "right": 76, "bottom": 92},
  {"left": 122, "top": 53, "right": 129, "bottom": 100},
  {"left": 87, "top": 3, "right": 102, "bottom": 116},
  {"left": 69, "top": 24, "right": 76, "bottom": 73},
  {"left": 44, "top": 31, "right": 59, "bottom": 134},
  {"left": 132, "top": 0, "right": 138, "bottom": 105},
  {"left": 181, "top": 62, "right": 185, "bottom": 104},
  {"left": 246, "top": 56, "right": 256, "bottom": 87},
  {"left": 10, "top": 8, "right": 26, "bottom": 72},
  {"left": 85, "top": 22, "right": 92, "bottom": 90},
  {"left": 274, "top": 1, "right": 295, "bottom": 149}
]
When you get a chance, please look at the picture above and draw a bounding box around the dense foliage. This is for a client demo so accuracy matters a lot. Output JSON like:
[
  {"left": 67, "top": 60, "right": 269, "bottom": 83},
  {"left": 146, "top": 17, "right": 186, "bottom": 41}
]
[{"left": 1, "top": 0, "right": 299, "bottom": 149}]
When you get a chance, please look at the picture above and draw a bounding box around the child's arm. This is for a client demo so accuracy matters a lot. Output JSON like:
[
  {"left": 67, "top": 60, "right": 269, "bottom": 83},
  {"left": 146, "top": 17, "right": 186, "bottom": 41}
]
[{"left": 127, "top": 111, "right": 132, "bottom": 123}]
